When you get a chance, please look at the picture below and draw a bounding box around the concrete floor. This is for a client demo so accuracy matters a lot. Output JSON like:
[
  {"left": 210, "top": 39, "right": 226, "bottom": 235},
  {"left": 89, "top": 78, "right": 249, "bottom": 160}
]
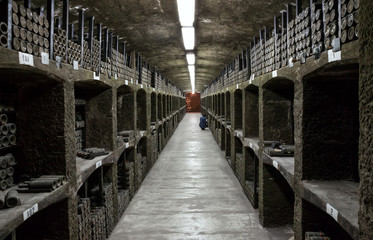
[{"left": 109, "top": 113, "right": 293, "bottom": 240}]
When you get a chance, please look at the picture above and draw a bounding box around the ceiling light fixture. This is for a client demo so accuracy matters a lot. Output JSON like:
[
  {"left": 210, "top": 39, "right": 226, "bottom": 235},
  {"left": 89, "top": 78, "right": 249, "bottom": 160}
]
[
  {"left": 186, "top": 53, "right": 195, "bottom": 65},
  {"left": 188, "top": 65, "right": 195, "bottom": 94},
  {"left": 177, "top": 0, "right": 196, "bottom": 93},
  {"left": 177, "top": 0, "right": 195, "bottom": 27},
  {"left": 182, "top": 27, "right": 195, "bottom": 50}
]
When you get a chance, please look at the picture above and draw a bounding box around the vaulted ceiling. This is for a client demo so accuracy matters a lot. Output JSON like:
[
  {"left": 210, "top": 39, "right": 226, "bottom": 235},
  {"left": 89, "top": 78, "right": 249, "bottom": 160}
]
[{"left": 34, "top": 0, "right": 294, "bottom": 92}]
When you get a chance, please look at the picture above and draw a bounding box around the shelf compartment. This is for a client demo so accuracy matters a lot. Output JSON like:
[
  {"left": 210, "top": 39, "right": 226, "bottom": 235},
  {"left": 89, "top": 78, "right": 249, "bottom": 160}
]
[
  {"left": 234, "top": 89, "right": 242, "bottom": 130},
  {"left": 244, "top": 85, "right": 259, "bottom": 138},
  {"left": 243, "top": 147, "right": 259, "bottom": 208},
  {"left": 234, "top": 137, "right": 244, "bottom": 185},
  {"left": 300, "top": 180, "right": 358, "bottom": 240},
  {"left": 135, "top": 137, "right": 147, "bottom": 189},
  {"left": 260, "top": 163, "right": 294, "bottom": 228},
  {"left": 225, "top": 128, "right": 232, "bottom": 166},
  {"left": 261, "top": 153, "right": 294, "bottom": 188},
  {"left": 76, "top": 152, "right": 114, "bottom": 189},
  {"left": 0, "top": 74, "right": 69, "bottom": 183},
  {"left": 74, "top": 80, "right": 114, "bottom": 152},
  {"left": 136, "top": 89, "right": 147, "bottom": 131},
  {"left": 225, "top": 91, "right": 231, "bottom": 123},
  {"left": 301, "top": 64, "right": 359, "bottom": 181},
  {"left": 262, "top": 78, "right": 294, "bottom": 145},
  {"left": 157, "top": 93, "right": 162, "bottom": 121},
  {"left": 0, "top": 184, "right": 69, "bottom": 239},
  {"left": 116, "top": 152, "right": 131, "bottom": 218},
  {"left": 151, "top": 92, "right": 156, "bottom": 123},
  {"left": 117, "top": 85, "right": 135, "bottom": 135}
]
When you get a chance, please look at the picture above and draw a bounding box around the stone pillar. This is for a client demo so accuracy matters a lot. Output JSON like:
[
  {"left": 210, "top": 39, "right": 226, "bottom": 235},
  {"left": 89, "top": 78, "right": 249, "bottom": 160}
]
[{"left": 359, "top": 1, "right": 373, "bottom": 239}]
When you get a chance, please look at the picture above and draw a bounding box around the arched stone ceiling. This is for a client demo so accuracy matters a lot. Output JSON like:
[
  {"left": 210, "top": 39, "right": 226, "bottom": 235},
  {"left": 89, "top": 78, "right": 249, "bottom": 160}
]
[{"left": 33, "top": 0, "right": 294, "bottom": 92}]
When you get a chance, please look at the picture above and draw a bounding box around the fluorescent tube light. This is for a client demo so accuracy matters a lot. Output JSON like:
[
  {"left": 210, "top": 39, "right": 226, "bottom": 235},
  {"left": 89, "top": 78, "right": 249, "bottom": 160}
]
[
  {"left": 177, "top": 0, "right": 195, "bottom": 27},
  {"left": 186, "top": 53, "right": 195, "bottom": 65},
  {"left": 182, "top": 27, "right": 195, "bottom": 50},
  {"left": 188, "top": 65, "right": 195, "bottom": 75}
]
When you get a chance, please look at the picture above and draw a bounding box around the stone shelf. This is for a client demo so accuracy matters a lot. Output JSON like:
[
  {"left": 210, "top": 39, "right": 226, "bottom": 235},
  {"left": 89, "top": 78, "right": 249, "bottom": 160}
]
[
  {"left": 76, "top": 151, "right": 115, "bottom": 189},
  {"left": 234, "top": 129, "right": 243, "bottom": 142},
  {"left": 301, "top": 180, "right": 359, "bottom": 240},
  {"left": 261, "top": 152, "right": 295, "bottom": 188},
  {"left": 243, "top": 137, "right": 260, "bottom": 155},
  {"left": 0, "top": 184, "right": 69, "bottom": 239}
]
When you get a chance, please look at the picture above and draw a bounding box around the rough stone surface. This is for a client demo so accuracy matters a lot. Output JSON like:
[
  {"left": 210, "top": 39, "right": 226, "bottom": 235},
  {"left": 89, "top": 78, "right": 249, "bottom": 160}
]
[
  {"left": 117, "top": 91, "right": 135, "bottom": 131},
  {"left": 302, "top": 77, "right": 359, "bottom": 181},
  {"left": 18, "top": 83, "right": 67, "bottom": 177},
  {"left": 234, "top": 90, "right": 243, "bottom": 129},
  {"left": 260, "top": 164, "right": 294, "bottom": 227},
  {"left": 359, "top": 1, "right": 373, "bottom": 239},
  {"left": 243, "top": 147, "right": 258, "bottom": 208},
  {"left": 262, "top": 79, "right": 294, "bottom": 144},
  {"left": 244, "top": 86, "right": 259, "bottom": 138},
  {"left": 136, "top": 89, "right": 147, "bottom": 131},
  {"left": 86, "top": 89, "right": 115, "bottom": 151}
]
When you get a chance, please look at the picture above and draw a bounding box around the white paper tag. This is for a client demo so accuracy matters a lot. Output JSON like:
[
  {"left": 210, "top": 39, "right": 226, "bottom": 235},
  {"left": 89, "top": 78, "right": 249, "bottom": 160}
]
[
  {"left": 23, "top": 204, "right": 38, "bottom": 221},
  {"left": 93, "top": 72, "right": 100, "bottom": 80},
  {"left": 326, "top": 203, "right": 338, "bottom": 221},
  {"left": 96, "top": 160, "right": 102, "bottom": 169},
  {"left": 328, "top": 50, "right": 341, "bottom": 62},
  {"left": 115, "top": 74, "right": 118, "bottom": 80},
  {"left": 272, "top": 70, "right": 278, "bottom": 78},
  {"left": 130, "top": 78, "right": 133, "bottom": 83},
  {"left": 273, "top": 160, "right": 279, "bottom": 169},
  {"left": 249, "top": 74, "right": 254, "bottom": 84},
  {"left": 125, "top": 80, "right": 128, "bottom": 85},
  {"left": 140, "top": 84, "right": 143, "bottom": 88},
  {"left": 125, "top": 143, "right": 129, "bottom": 148},
  {"left": 153, "top": 88, "right": 155, "bottom": 92},
  {"left": 236, "top": 84, "right": 239, "bottom": 89},
  {"left": 19, "top": 52, "right": 34, "bottom": 66},
  {"left": 249, "top": 142, "right": 253, "bottom": 149},
  {"left": 226, "top": 88, "right": 228, "bottom": 91},
  {"left": 73, "top": 61, "right": 79, "bottom": 70},
  {"left": 289, "top": 58, "right": 294, "bottom": 68},
  {"left": 55, "top": 56, "right": 62, "bottom": 68},
  {"left": 41, "top": 52, "right": 49, "bottom": 65}
]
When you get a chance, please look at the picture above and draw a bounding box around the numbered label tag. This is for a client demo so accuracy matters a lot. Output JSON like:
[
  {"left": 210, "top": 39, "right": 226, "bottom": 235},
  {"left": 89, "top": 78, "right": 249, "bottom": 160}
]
[
  {"left": 273, "top": 160, "right": 279, "bottom": 169},
  {"left": 115, "top": 74, "right": 118, "bottom": 80},
  {"left": 153, "top": 88, "right": 155, "bottom": 92},
  {"left": 93, "top": 72, "right": 100, "bottom": 80},
  {"left": 249, "top": 74, "right": 254, "bottom": 84},
  {"left": 272, "top": 70, "right": 278, "bottom": 78},
  {"left": 55, "top": 56, "right": 62, "bottom": 68},
  {"left": 125, "top": 143, "right": 129, "bottom": 148},
  {"left": 125, "top": 80, "right": 128, "bottom": 85},
  {"left": 328, "top": 50, "right": 341, "bottom": 62},
  {"left": 73, "top": 61, "right": 79, "bottom": 70},
  {"left": 249, "top": 142, "right": 253, "bottom": 149},
  {"left": 23, "top": 204, "right": 38, "bottom": 221},
  {"left": 289, "top": 58, "right": 294, "bottom": 68},
  {"left": 236, "top": 84, "right": 239, "bottom": 89},
  {"left": 41, "top": 52, "right": 49, "bottom": 65},
  {"left": 130, "top": 78, "right": 133, "bottom": 84},
  {"left": 326, "top": 203, "right": 338, "bottom": 221},
  {"left": 140, "top": 84, "right": 143, "bottom": 88},
  {"left": 96, "top": 160, "right": 102, "bottom": 169},
  {"left": 19, "top": 52, "right": 34, "bottom": 66}
]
